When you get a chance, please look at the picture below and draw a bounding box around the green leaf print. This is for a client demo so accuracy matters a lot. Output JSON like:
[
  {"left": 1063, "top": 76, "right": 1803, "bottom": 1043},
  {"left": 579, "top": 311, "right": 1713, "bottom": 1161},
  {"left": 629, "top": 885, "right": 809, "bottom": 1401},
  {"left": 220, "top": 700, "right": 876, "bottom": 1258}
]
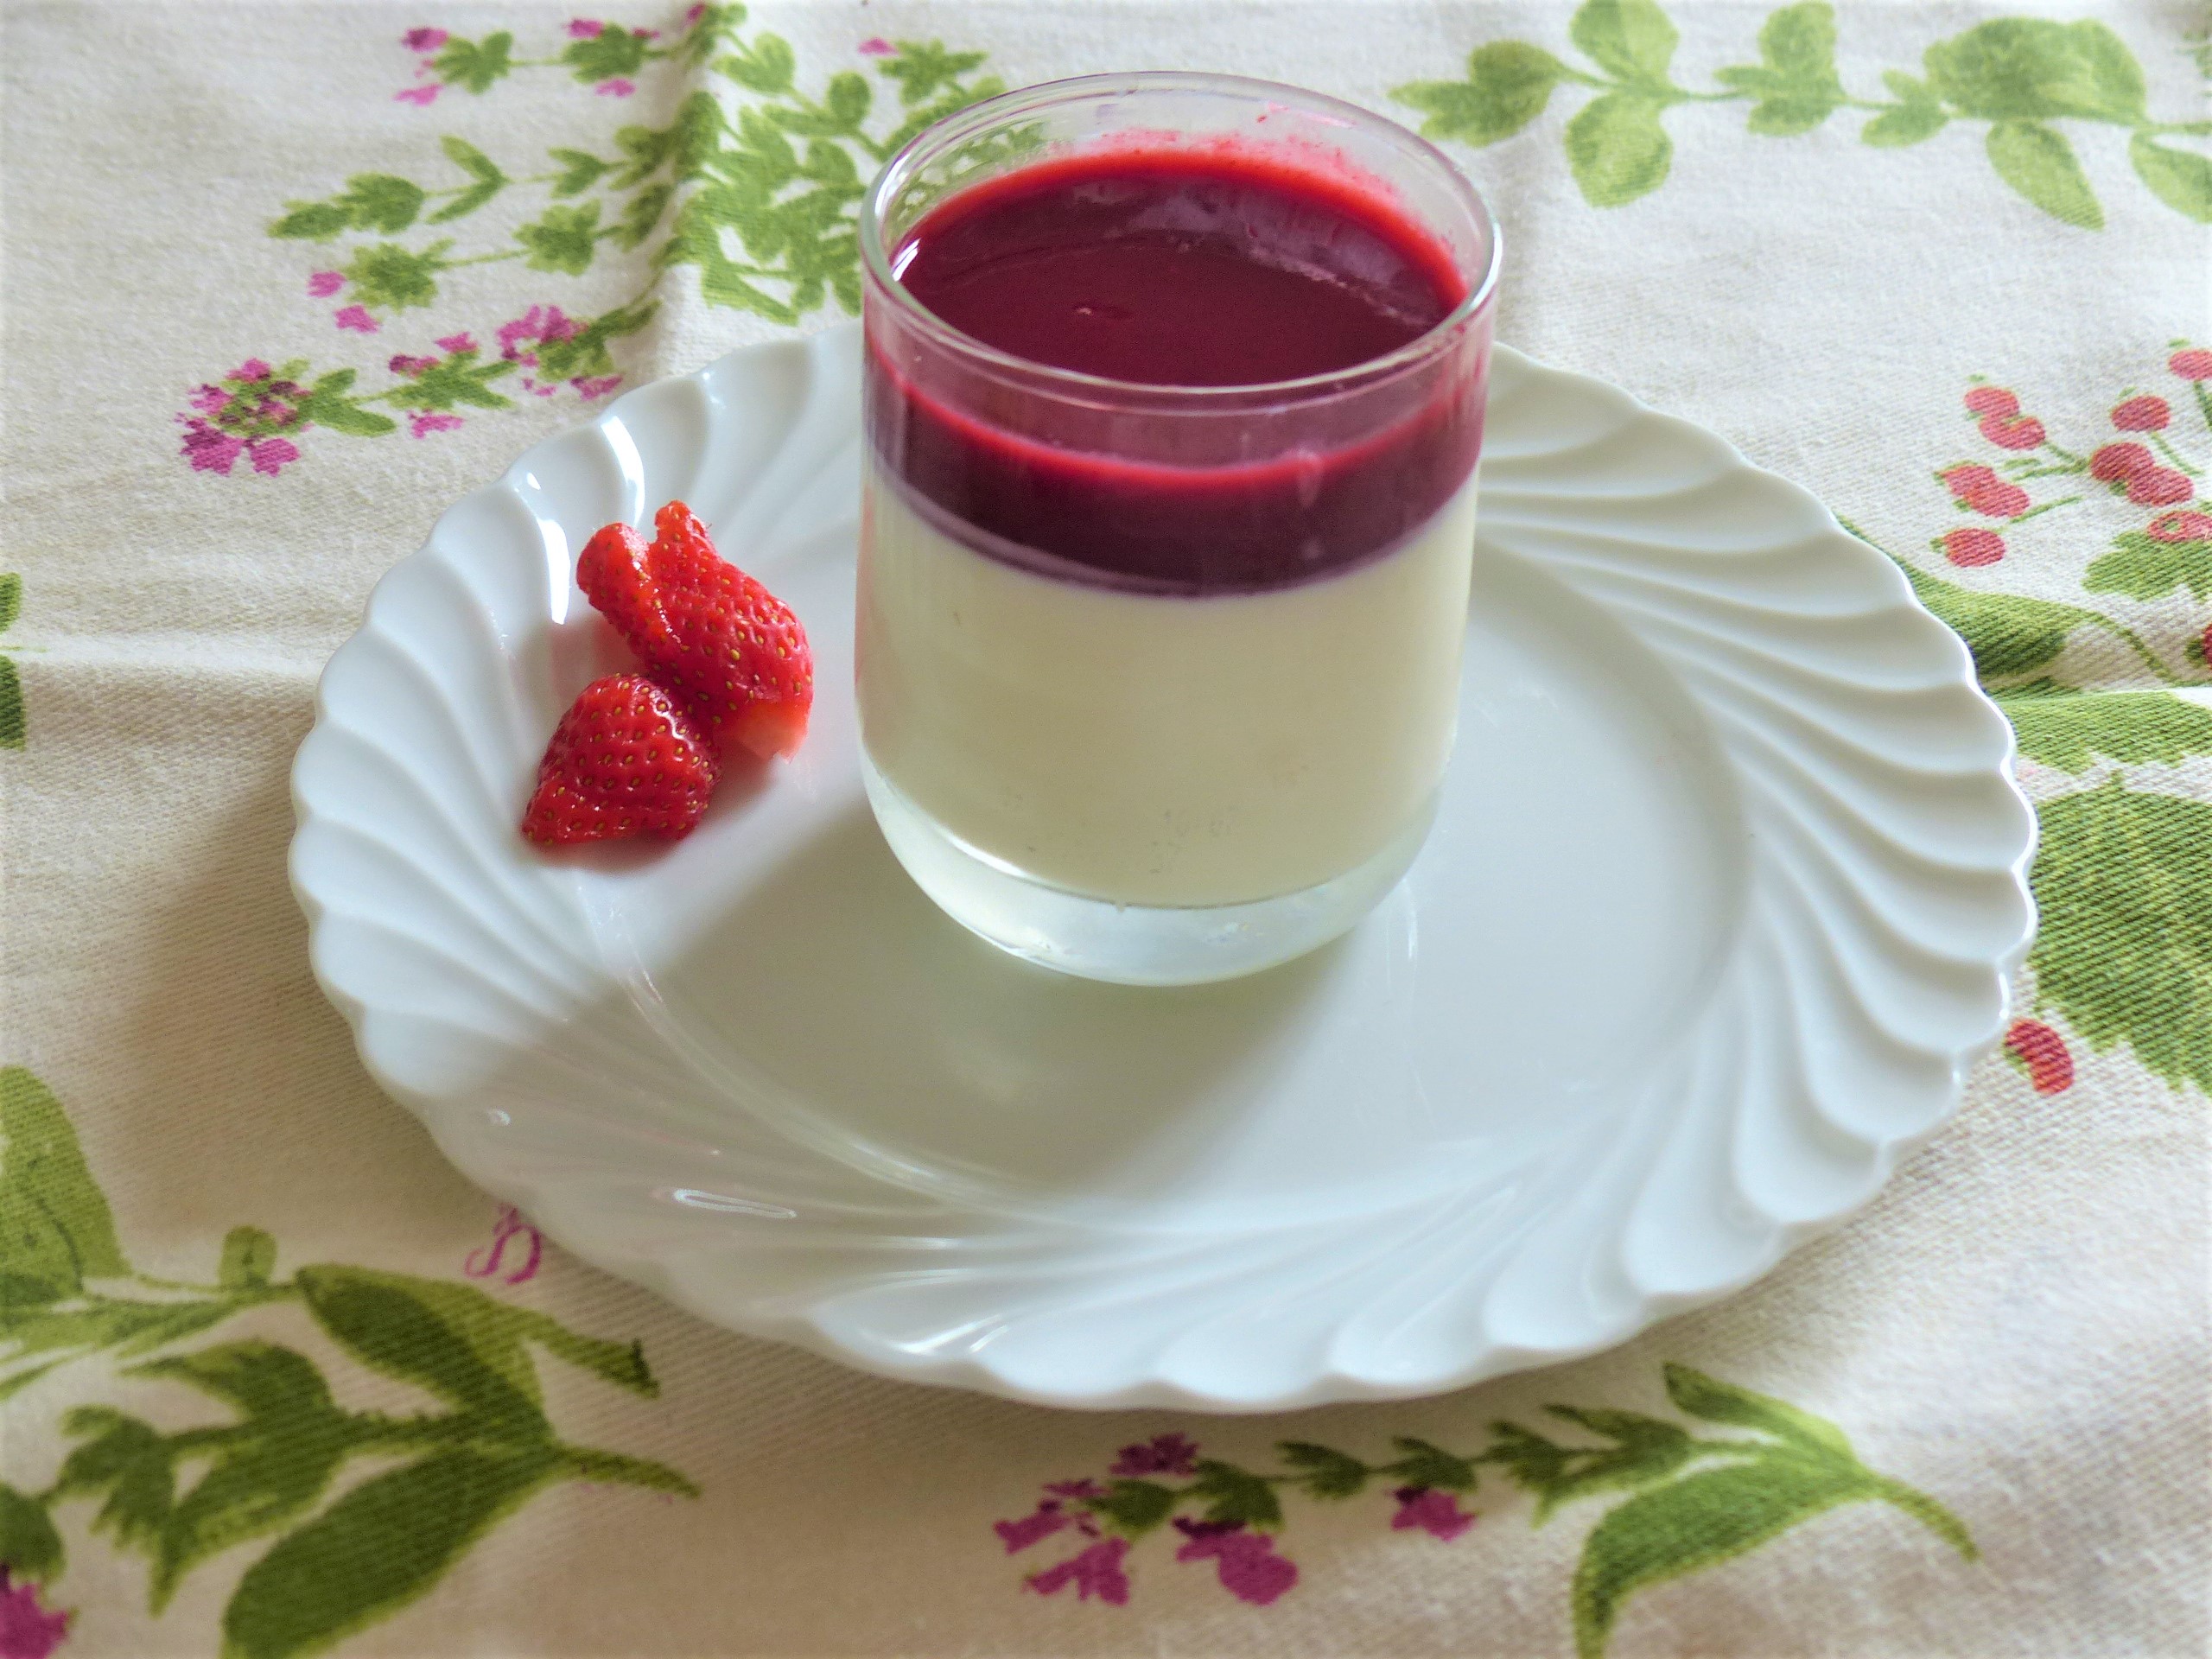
[
  {"left": 878, "top": 40, "right": 988, "bottom": 106},
  {"left": 1189, "top": 1459, "right": 1284, "bottom": 1529},
  {"left": 1279, "top": 1441, "right": 1372, "bottom": 1499},
  {"left": 2086, "top": 528, "right": 2212, "bottom": 599},
  {"left": 1398, "top": 42, "right": 1567, "bottom": 146},
  {"left": 1887, "top": 553, "right": 2106, "bottom": 680},
  {"left": 1484, "top": 1409, "right": 1702, "bottom": 1522},
  {"left": 998, "top": 1367, "right": 1973, "bottom": 1656},
  {"left": 1986, "top": 121, "right": 2105, "bottom": 229},
  {"left": 721, "top": 34, "right": 797, "bottom": 95},
  {"left": 1571, "top": 0, "right": 1680, "bottom": 86},
  {"left": 1088, "top": 1478, "right": 1179, "bottom": 1536},
  {"left": 0, "top": 657, "right": 22, "bottom": 751},
  {"left": 2, "top": 1070, "right": 695, "bottom": 1652},
  {"left": 2031, "top": 779, "right": 2212, "bottom": 1095},
  {"left": 548, "top": 147, "right": 609, "bottom": 197},
  {"left": 429, "top": 137, "right": 509, "bottom": 223},
  {"left": 514, "top": 202, "right": 602, "bottom": 275},
  {"left": 1718, "top": 3, "right": 1845, "bottom": 136},
  {"left": 55, "top": 1407, "right": 175, "bottom": 1553},
  {"left": 0, "top": 572, "right": 20, "bottom": 633},
  {"left": 222, "top": 1445, "right": 563, "bottom": 1659},
  {"left": 1395, "top": 5, "right": 2201, "bottom": 227},
  {"left": 339, "top": 241, "right": 449, "bottom": 311},
  {"left": 1571, "top": 1457, "right": 1878, "bottom": 1659},
  {"left": 563, "top": 26, "right": 651, "bottom": 85},
  {"left": 2129, "top": 135, "right": 2212, "bottom": 221},
  {"left": 130, "top": 1344, "right": 354, "bottom": 1610},
  {"left": 1662, "top": 1363, "right": 1854, "bottom": 1459},
  {"left": 219, "top": 1227, "right": 278, "bottom": 1291},
  {"left": 431, "top": 31, "right": 514, "bottom": 95},
  {"left": 1996, "top": 683, "right": 2212, "bottom": 772},
  {"left": 1566, "top": 94, "right": 1674, "bottom": 207},
  {"left": 0, "top": 1483, "right": 63, "bottom": 1580},
  {"left": 1, "top": 1066, "right": 129, "bottom": 1301},
  {"left": 1861, "top": 72, "right": 1948, "bottom": 146}
]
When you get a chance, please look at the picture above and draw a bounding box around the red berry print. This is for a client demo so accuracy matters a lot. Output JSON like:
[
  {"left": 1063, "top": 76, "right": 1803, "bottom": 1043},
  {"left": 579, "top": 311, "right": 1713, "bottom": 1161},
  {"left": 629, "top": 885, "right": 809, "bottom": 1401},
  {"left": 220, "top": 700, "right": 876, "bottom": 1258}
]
[
  {"left": 2202, "top": 621, "right": 2212, "bottom": 666},
  {"left": 1939, "top": 465, "right": 2031, "bottom": 519},
  {"left": 2148, "top": 509, "right": 2212, "bottom": 543},
  {"left": 2126, "top": 467, "right": 2194, "bottom": 507},
  {"left": 1980, "top": 413, "right": 2045, "bottom": 451},
  {"left": 1942, "top": 527, "right": 2005, "bottom": 567},
  {"left": 2111, "top": 395, "right": 2171, "bottom": 432},
  {"left": 2003, "top": 1020, "right": 2074, "bottom": 1096},
  {"left": 1962, "top": 386, "right": 2019, "bottom": 417},
  {"left": 2090, "top": 442, "right": 2155, "bottom": 482},
  {"left": 2170, "top": 348, "right": 2212, "bottom": 381}
]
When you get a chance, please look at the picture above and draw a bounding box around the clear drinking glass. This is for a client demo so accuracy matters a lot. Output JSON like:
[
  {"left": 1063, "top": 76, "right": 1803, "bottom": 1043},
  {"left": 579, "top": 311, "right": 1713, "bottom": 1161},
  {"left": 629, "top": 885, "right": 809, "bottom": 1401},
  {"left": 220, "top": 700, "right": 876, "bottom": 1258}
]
[{"left": 856, "top": 73, "right": 1501, "bottom": 985}]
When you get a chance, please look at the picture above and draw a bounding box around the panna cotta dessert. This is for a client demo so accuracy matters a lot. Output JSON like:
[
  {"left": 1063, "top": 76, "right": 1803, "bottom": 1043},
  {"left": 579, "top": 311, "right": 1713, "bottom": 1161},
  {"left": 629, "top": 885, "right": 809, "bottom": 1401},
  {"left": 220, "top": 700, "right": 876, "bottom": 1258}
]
[{"left": 855, "top": 75, "right": 1499, "bottom": 984}]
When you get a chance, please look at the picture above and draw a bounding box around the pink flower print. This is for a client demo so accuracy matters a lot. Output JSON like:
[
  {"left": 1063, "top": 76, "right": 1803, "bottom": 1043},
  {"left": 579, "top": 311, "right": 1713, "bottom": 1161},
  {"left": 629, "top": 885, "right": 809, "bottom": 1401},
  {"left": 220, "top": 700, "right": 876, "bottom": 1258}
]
[
  {"left": 2169, "top": 348, "right": 2212, "bottom": 381},
  {"left": 1027, "top": 1538, "right": 1130, "bottom": 1605},
  {"left": 569, "top": 17, "right": 606, "bottom": 37},
  {"left": 402, "top": 26, "right": 448, "bottom": 51},
  {"left": 2147, "top": 509, "right": 2212, "bottom": 543},
  {"left": 2111, "top": 395, "right": 2171, "bottom": 433},
  {"left": 180, "top": 419, "right": 246, "bottom": 475},
  {"left": 410, "top": 412, "right": 466, "bottom": 438},
  {"left": 188, "top": 384, "right": 231, "bottom": 414},
  {"left": 1980, "top": 412, "right": 2045, "bottom": 451},
  {"left": 1961, "top": 385, "right": 2018, "bottom": 418},
  {"left": 307, "top": 270, "right": 345, "bottom": 298},
  {"left": 994, "top": 1503, "right": 1072, "bottom": 1554},
  {"left": 572, "top": 374, "right": 623, "bottom": 400},
  {"left": 463, "top": 1203, "right": 543, "bottom": 1277},
  {"left": 858, "top": 36, "right": 895, "bottom": 55},
  {"left": 1173, "top": 1522, "right": 1298, "bottom": 1605},
  {"left": 2091, "top": 442, "right": 2156, "bottom": 482},
  {"left": 2004, "top": 1020, "right": 2073, "bottom": 1096},
  {"left": 388, "top": 353, "right": 439, "bottom": 378},
  {"left": 1942, "top": 527, "right": 2005, "bottom": 567},
  {"left": 334, "top": 306, "right": 380, "bottom": 334},
  {"left": 0, "top": 1570, "right": 70, "bottom": 1659},
  {"left": 233, "top": 359, "right": 273, "bottom": 383},
  {"left": 1110, "top": 1433, "right": 1199, "bottom": 1478},
  {"left": 1391, "top": 1486, "right": 1475, "bottom": 1541},
  {"left": 597, "top": 79, "right": 636, "bottom": 98},
  {"left": 245, "top": 436, "right": 300, "bottom": 476},
  {"left": 685, "top": 2, "right": 706, "bottom": 23},
  {"left": 394, "top": 84, "right": 440, "bottom": 106},
  {"left": 435, "top": 332, "right": 478, "bottom": 354},
  {"left": 2127, "top": 467, "right": 2194, "bottom": 507}
]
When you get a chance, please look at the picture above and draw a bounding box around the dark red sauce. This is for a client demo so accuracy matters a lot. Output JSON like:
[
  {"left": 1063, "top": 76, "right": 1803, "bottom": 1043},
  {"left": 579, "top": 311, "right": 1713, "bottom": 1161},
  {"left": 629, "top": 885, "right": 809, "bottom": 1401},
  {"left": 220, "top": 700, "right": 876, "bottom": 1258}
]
[{"left": 867, "top": 146, "right": 1486, "bottom": 592}]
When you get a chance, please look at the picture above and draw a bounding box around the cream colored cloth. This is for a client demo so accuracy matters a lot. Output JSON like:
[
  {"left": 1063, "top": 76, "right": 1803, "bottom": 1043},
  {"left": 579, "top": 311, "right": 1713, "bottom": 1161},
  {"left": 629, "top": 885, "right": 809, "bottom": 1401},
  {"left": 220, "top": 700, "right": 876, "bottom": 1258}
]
[{"left": 3, "top": 3, "right": 2207, "bottom": 1656}]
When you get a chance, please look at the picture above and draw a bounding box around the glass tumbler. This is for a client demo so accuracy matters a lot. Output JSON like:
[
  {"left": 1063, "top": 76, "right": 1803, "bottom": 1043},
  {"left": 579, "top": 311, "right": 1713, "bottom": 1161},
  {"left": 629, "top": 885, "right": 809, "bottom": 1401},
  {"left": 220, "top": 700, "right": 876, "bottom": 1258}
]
[{"left": 855, "top": 73, "right": 1500, "bottom": 985}]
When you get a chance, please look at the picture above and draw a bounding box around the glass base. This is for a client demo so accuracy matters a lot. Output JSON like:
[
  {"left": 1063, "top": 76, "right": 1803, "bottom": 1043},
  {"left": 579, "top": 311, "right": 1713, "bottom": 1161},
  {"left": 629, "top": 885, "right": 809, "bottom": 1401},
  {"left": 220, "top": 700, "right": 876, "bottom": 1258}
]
[{"left": 861, "top": 751, "right": 1437, "bottom": 986}]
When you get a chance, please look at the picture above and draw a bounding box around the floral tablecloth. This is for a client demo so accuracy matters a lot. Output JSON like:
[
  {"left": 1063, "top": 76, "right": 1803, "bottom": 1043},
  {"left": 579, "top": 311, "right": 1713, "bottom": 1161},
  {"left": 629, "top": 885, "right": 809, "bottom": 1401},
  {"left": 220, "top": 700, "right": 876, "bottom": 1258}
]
[{"left": 3, "top": 3, "right": 2208, "bottom": 1656}]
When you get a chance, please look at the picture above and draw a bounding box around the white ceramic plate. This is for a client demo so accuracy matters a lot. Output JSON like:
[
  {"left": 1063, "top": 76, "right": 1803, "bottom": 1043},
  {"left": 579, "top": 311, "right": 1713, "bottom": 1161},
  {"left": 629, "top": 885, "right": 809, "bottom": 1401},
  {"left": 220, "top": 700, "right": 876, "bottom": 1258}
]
[{"left": 291, "top": 325, "right": 2036, "bottom": 1411}]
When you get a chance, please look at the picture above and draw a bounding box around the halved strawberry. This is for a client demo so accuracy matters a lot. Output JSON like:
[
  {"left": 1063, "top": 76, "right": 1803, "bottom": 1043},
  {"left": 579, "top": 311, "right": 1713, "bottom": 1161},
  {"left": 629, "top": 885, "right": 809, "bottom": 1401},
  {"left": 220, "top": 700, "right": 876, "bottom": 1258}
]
[
  {"left": 576, "top": 501, "right": 812, "bottom": 761},
  {"left": 575, "top": 520, "right": 679, "bottom": 662},
  {"left": 521, "top": 673, "right": 719, "bottom": 845}
]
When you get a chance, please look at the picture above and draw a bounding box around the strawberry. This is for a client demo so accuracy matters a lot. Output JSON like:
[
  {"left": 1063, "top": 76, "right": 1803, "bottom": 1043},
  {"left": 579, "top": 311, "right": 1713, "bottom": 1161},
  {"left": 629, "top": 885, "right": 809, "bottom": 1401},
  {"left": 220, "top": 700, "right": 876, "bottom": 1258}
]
[
  {"left": 576, "top": 520, "right": 679, "bottom": 663},
  {"left": 521, "top": 673, "right": 719, "bottom": 845},
  {"left": 576, "top": 501, "right": 812, "bottom": 761}
]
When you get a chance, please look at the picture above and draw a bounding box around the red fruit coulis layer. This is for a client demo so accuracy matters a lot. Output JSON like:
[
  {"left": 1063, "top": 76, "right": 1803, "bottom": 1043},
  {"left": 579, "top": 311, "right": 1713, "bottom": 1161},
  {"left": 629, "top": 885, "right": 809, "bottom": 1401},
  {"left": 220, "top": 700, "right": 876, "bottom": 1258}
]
[{"left": 867, "top": 146, "right": 1484, "bottom": 594}]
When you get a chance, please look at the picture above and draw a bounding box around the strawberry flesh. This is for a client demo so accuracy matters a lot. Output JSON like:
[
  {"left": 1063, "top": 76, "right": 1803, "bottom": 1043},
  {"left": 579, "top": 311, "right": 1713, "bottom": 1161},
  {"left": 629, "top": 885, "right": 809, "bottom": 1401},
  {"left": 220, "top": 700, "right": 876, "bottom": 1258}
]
[{"left": 521, "top": 672, "right": 719, "bottom": 845}]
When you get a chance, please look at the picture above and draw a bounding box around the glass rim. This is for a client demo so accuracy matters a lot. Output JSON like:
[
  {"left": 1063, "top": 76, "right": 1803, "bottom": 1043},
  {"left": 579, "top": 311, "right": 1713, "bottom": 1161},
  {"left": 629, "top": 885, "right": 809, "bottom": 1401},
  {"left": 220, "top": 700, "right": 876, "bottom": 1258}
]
[{"left": 856, "top": 70, "right": 1503, "bottom": 405}]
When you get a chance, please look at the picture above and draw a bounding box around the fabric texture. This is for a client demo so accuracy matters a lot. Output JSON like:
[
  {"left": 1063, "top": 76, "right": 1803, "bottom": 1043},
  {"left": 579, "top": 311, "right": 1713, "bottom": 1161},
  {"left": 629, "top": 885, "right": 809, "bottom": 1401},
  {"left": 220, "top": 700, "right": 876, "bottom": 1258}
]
[{"left": 2, "top": 3, "right": 2207, "bottom": 1656}]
